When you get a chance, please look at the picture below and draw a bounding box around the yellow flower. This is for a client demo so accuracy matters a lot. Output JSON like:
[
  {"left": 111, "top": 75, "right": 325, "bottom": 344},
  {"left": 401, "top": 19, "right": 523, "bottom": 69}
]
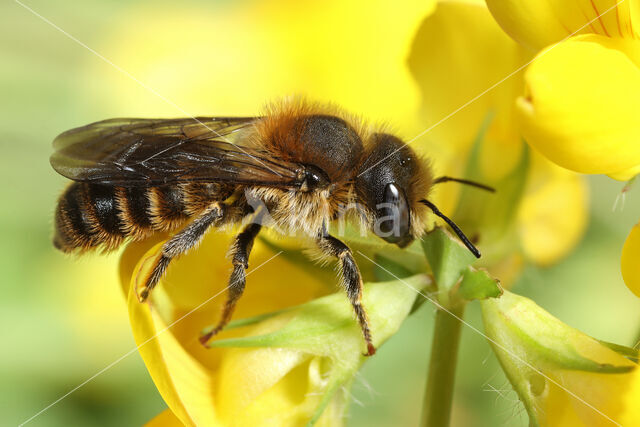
[
  {"left": 487, "top": 0, "right": 640, "bottom": 180},
  {"left": 621, "top": 221, "right": 640, "bottom": 297},
  {"left": 481, "top": 290, "right": 640, "bottom": 426},
  {"left": 486, "top": 0, "right": 640, "bottom": 50},
  {"left": 518, "top": 34, "right": 640, "bottom": 178},
  {"left": 407, "top": 0, "right": 588, "bottom": 267},
  {"left": 120, "top": 232, "right": 430, "bottom": 426},
  {"left": 89, "top": 1, "right": 589, "bottom": 423},
  {"left": 86, "top": 2, "right": 443, "bottom": 424}
]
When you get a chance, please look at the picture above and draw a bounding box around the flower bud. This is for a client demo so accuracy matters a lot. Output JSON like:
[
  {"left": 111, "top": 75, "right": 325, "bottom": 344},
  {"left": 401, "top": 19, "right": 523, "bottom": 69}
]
[{"left": 481, "top": 290, "right": 639, "bottom": 425}]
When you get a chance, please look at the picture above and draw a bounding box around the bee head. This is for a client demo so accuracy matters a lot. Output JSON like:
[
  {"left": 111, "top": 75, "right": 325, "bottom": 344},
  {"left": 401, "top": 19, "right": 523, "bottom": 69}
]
[{"left": 355, "top": 133, "right": 432, "bottom": 248}]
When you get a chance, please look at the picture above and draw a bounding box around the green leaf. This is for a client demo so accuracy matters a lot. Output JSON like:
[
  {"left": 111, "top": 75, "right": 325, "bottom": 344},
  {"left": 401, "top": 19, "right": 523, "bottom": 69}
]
[
  {"left": 421, "top": 227, "right": 477, "bottom": 305},
  {"left": 457, "top": 267, "right": 502, "bottom": 301}
]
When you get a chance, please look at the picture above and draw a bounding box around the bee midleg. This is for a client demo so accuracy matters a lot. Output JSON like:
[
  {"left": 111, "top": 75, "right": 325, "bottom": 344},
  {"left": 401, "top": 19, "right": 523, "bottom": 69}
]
[
  {"left": 137, "top": 202, "right": 224, "bottom": 302},
  {"left": 316, "top": 230, "right": 375, "bottom": 356},
  {"left": 199, "top": 221, "right": 262, "bottom": 345}
]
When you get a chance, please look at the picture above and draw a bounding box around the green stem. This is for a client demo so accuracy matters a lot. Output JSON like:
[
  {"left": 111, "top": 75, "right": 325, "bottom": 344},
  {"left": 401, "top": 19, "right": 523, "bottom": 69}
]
[{"left": 421, "top": 303, "right": 465, "bottom": 427}]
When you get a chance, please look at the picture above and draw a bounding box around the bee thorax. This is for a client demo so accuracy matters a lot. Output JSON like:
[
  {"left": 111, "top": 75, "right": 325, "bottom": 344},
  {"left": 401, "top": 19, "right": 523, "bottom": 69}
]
[{"left": 244, "top": 187, "right": 337, "bottom": 237}]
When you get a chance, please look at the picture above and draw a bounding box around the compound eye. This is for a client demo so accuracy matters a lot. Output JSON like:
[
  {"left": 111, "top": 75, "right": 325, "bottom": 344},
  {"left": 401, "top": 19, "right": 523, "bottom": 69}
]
[{"left": 377, "top": 183, "right": 411, "bottom": 246}]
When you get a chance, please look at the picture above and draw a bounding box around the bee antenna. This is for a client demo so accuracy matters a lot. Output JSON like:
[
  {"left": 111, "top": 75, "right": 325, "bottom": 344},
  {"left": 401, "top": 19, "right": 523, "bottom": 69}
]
[
  {"left": 420, "top": 199, "right": 481, "bottom": 258},
  {"left": 433, "top": 176, "right": 495, "bottom": 193}
]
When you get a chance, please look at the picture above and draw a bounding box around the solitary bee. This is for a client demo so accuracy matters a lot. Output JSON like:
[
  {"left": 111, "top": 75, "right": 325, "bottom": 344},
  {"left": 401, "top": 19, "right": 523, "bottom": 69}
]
[{"left": 51, "top": 99, "right": 492, "bottom": 356}]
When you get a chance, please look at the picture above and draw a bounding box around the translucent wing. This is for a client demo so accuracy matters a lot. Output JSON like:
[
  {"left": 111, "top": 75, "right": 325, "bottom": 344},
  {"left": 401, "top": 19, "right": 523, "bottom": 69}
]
[{"left": 50, "top": 117, "right": 304, "bottom": 187}]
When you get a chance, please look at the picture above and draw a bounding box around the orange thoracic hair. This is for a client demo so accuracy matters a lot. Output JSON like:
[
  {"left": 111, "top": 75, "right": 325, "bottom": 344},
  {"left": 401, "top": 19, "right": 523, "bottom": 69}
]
[
  {"left": 254, "top": 99, "right": 370, "bottom": 183},
  {"left": 253, "top": 98, "right": 433, "bottom": 239}
]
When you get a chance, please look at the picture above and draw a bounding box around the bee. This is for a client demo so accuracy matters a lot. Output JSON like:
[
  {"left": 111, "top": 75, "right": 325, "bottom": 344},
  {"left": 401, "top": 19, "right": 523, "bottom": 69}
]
[{"left": 51, "top": 99, "right": 492, "bottom": 356}]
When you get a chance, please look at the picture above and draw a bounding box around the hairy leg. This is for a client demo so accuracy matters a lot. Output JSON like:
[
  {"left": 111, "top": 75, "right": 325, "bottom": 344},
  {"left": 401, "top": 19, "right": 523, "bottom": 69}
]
[
  {"left": 138, "top": 203, "right": 223, "bottom": 302},
  {"left": 200, "top": 221, "right": 262, "bottom": 345},
  {"left": 317, "top": 231, "right": 375, "bottom": 356}
]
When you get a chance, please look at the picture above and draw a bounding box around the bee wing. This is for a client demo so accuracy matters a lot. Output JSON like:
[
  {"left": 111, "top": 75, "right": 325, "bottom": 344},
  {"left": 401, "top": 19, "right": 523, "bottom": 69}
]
[{"left": 50, "top": 117, "right": 304, "bottom": 187}]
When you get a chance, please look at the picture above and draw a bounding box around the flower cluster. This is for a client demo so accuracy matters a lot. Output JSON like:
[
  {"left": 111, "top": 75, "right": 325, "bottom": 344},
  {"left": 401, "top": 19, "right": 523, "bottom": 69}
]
[
  {"left": 483, "top": 0, "right": 640, "bottom": 307},
  {"left": 407, "top": 0, "right": 588, "bottom": 268},
  {"left": 487, "top": 0, "right": 640, "bottom": 180},
  {"left": 93, "top": 0, "right": 640, "bottom": 425}
]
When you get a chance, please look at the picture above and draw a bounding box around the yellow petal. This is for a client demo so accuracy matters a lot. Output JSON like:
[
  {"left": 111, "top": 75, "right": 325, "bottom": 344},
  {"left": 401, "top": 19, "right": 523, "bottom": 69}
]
[
  {"left": 120, "top": 232, "right": 333, "bottom": 426},
  {"left": 518, "top": 154, "right": 589, "bottom": 266},
  {"left": 145, "top": 409, "right": 183, "bottom": 427},
  {"left": 544, "top": 368, "right": 640, "bottom": 426},
  {"left": 608, "top": 164, "right": 640, "bottom": 181},
  {"left": 621, "top": 222, "right": 640, "bottom": 297},
  {"left": 125, "top": 242, "right": 218, "bottom": 426},
  {"left": 486, "top": 0, "right": 640, "bottom": 50},
  {"left": 517, "top": 34, "right": 640, "bottom": 175},
  {"left": 408, "top": 0, "right": 532, "bottom": 182}
]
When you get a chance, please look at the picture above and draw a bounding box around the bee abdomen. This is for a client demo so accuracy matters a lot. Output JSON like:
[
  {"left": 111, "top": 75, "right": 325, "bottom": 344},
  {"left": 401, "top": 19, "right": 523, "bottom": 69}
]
[
  {"left": 54, "top": 182, "right": 221, "bottom": 253},
  {"left": 148, "top": 185, "right": 190, "bottom": 231},
  {"left": 114, "top": 186, "right": 155, "bottom": 240},
  {"left": 54, "top": 183, "right": 127, "bottom": 252}
]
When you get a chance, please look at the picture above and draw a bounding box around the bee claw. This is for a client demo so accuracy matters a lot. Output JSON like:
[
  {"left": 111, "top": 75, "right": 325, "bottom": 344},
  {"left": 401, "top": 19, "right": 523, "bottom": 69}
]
[
  {"left": 137, "top": 287, "right": 150, "bottom": 303},
  {"left": 199, "top": 331, "right": 213, "bottom": 347},
  {"left": 364, "top": 343, "right": 377, "bottom": 357}
]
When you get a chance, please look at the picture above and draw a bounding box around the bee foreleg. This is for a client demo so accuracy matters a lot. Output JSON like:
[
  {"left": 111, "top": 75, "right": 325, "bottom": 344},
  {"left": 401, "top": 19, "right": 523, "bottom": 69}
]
[
  {"left": 316, "top": 233, "right": 376, "bottom": 356},
  {"left": 137, "top": 203, "right": 224, "bottom": 302},
  {"left": 199, "top": 222, "right": 262, "bottom": 345}
]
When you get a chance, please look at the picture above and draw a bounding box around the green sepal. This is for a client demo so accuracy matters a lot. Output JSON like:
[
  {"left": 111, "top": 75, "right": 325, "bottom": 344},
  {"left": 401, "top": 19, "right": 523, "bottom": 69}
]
[
  {"left": 258, "top": 236, "right": 336, "bottom": 286},
  {"left": 372, "top": 253, "right": 413, "bottom": 281},
  {"left": 205, "top": 274, "right": 429, "bottom": 351},
  {"left": 201, "top": 307, "right": 292, "bottom": 334},
  {"left": 339, "top": 223, "right": 428, "bottom": 275},
  {"left": 482, "top": 291, "right": 634, "bottom": 373},
  {"left": 598, "top": 340, "right": 640, "bottom": 363},
  {"left": 480, "top": 290, "right": 636, "bottom": 424},
  {"left": 421, "top": 227, "right": 476, "bottom": 305},
  {"left": 457, "top": 267, "right": 502, "bottom": 301}
]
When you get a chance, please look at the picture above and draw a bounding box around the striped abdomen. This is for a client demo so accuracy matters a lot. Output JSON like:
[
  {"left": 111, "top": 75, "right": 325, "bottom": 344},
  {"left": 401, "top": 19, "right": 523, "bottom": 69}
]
[{"left": 53, "top": 182, "right": 228, "bottom": 253}]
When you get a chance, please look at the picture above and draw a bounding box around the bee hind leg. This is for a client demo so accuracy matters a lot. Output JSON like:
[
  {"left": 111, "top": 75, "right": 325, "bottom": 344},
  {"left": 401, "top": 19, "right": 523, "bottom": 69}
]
[
  {"left": 137, "top": 203, "right": 224, "bottom": 302},
  {"left": 317, "top": 231, "right": 376, "bottom": 356},
  {"left": 200, "top": 222, "right": 262, "bottom": 346}
]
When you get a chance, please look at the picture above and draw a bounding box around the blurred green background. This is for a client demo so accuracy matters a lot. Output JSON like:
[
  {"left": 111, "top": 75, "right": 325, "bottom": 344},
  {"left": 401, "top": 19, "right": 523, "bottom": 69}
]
[{"left": 2, "top": 1, "right": 640, "bottom": 426}]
